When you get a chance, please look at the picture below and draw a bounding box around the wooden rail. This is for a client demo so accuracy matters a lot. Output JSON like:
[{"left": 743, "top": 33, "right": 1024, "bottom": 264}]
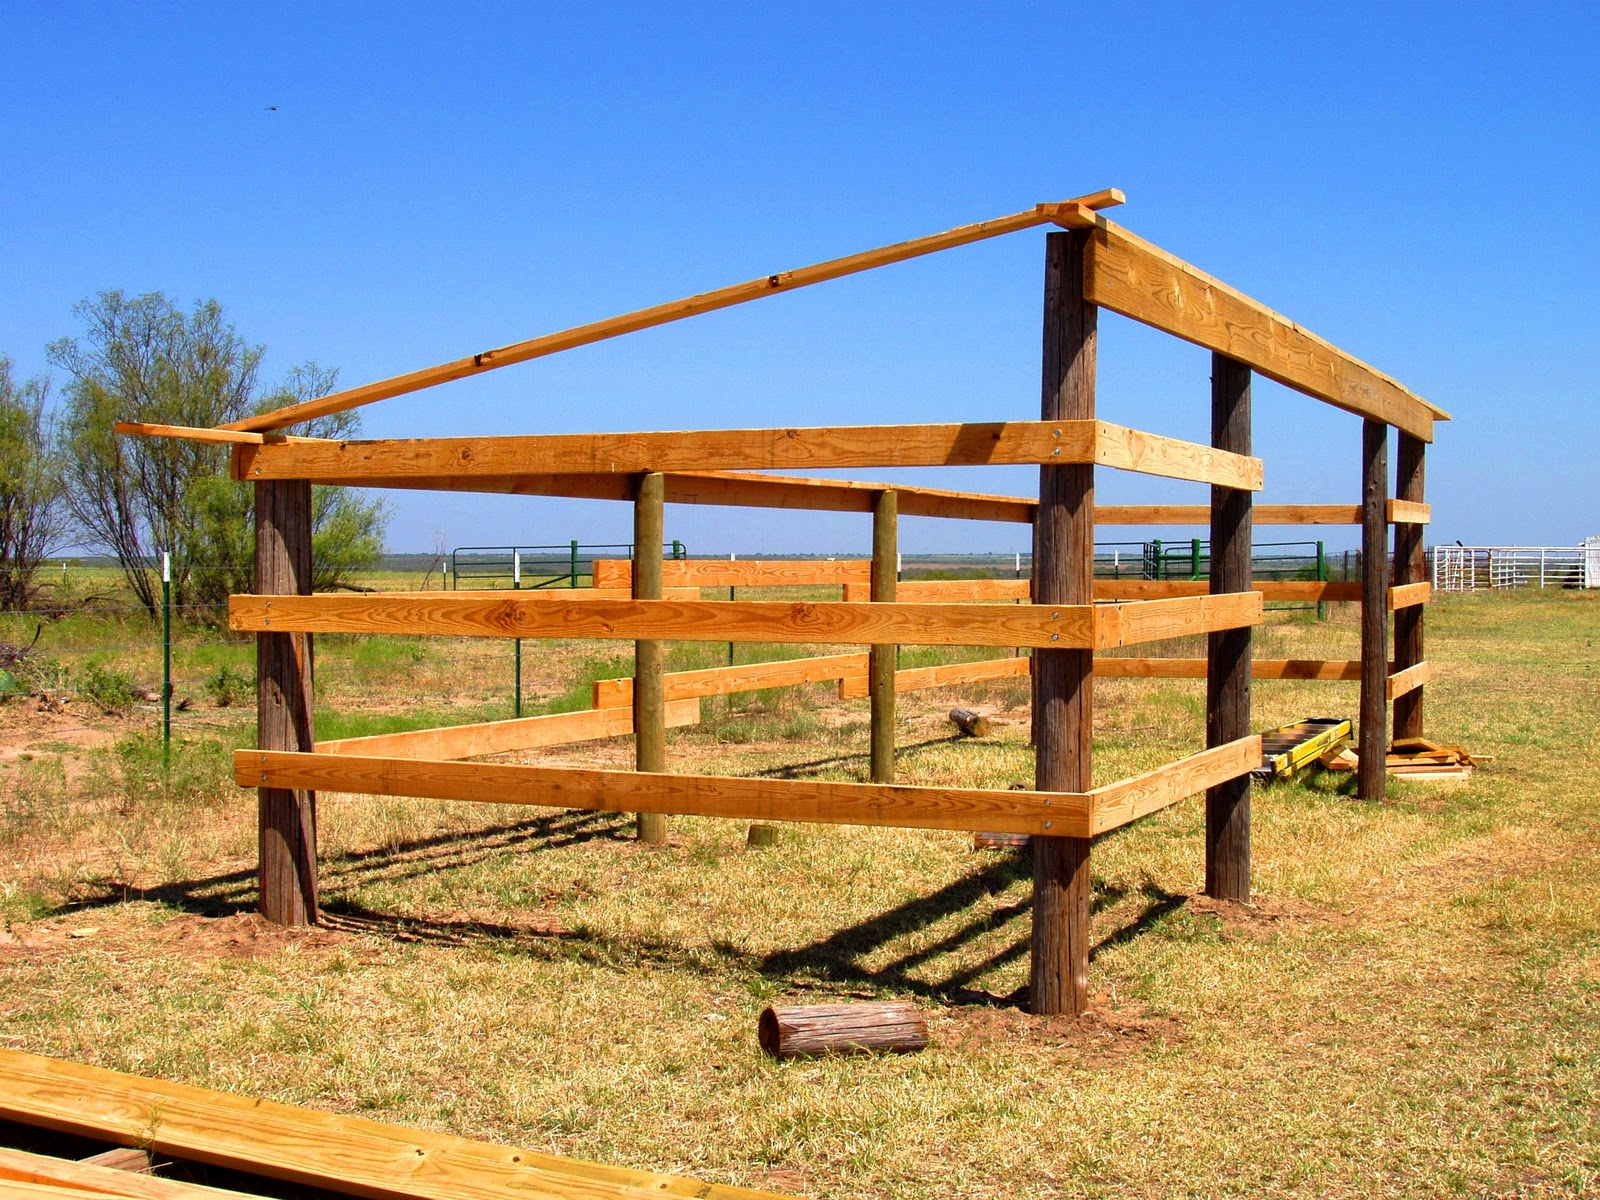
[
  {"left": 0, "top": 1048, "right": 790, "bottom": 1200},
  {"left": 236, "top": 737, "right": 1260, "bottom": 840},
  {"left": 592, "top": 558, "right": 870, "bottom": 589},
  {"left": 318, "top": 700, "right": 701, "bottom": 759},
  {"left": 229, "top": 592, "right": 1264, "bottom": 650},
  {"left": 595, "top": 652, "right": 869, "bottom": 708},
  {"left": 233, "top": 419, "right": 1263, "bottom": 490}
]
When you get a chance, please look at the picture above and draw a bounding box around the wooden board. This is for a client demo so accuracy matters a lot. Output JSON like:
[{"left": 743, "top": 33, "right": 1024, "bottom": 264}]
[
  {"left": 1388, "top": 499, "right": 1431, "bottom": 524},
  {"left": 224, "top": 193, "right": 1127, "bottom": 433},
  {"left": 229, "top": 593, "right": 1097, "bottom": 649},
  {"left": 238, "top": 750, "right": 1096, "bottom": 837},
  {"left": 1388, "top": 581, "right": 1432, "bottom": 610},
  {"left": 1097, "top": 657, "right": 1363, "bottom": 681},
  {"left": 838, "top": 654, "right": 1027, "bottom": 700},
  {"left": 113, "top": 421, "right": 322, "bottom": 446},
  {"left": 592, "top": 559, "right": 870, "bottom": 589},
  {"left": 233, "top": 420, "right": 1260, "bottom": 488},
  {"left": 0, "top": 1049, "right": 792, "bottom": 1200},
  {"left": 899, "top": 578, "right": 1361, "bottom": 603},
  {"left": 595, "top": 653, "right": 869, "bottom": 708},
  {"left": 1093, "top": 592, "right": 1264, "bottom": 648},
  {"left": 1089, "top": 736, "right": 1262, "bottom": 835},
  {"left": 317, "top": 700, "right": 701, "bottom": 759},
  {"left": 1083, "top": 221, "right": 1443, "bottom": 440},
  {"left": 0, "top": 1147, "right": 253, "bottom": 1200},
  {"left": 895, "top": 578, "right": 1031, "bottom": 602},
  {"left": 1386, "top": 660, "right": 1431, "bottom": 701}
]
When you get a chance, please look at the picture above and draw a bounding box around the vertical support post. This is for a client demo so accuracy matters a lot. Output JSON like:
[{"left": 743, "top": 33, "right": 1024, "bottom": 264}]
[
  {"left": 256, "top": 479, "right": 317, "bottom": 926},
  {"left": 1206, "top": 354, "right": 1252, "bottom": 901},
  {"left": 1359, "top": 420, "right": 1390, "bottom": 801},
  {"left": 1190, "top": 537, "right": 1202, "bottom": 580},
  {"left": 1392, "top": 434, "right": 1426, "bottom": 742},
  {"left": 633, "top": 472, "right": 668, "bottom": 844},
  {"left": 512, "top": 550, "right": 523, "bottom": 718},
  {"left": 161, "top": 551, "right": 171, "bottom": 770},
  {"left": 570, "top": 539, "right": 580, "bottom": 588},
  {"left": 869, "top": 489, "right": 898, "bottom": 783},
  {"left": 1031, "top": 229, "right": 1095, "bottom": 1017}
]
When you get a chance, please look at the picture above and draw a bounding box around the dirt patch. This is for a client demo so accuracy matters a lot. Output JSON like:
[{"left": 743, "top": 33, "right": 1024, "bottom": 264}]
[
  {"left": 1183, "top": 893, "right": 1354, "bottom": 939},
  {"left": 935, "top": 997, "right": 1183, "bottom": 1064},
  {"left": 0, "top": 911, "right": 347, "bottom": 961}
]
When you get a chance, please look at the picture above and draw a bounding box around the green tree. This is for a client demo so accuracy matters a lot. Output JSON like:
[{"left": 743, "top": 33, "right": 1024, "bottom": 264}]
[
  {"left": 0, "top": 357, "right": 67, "bottom": 610},
  {"left": 49, "top": 292, "right": 387, "bottom": 615}
]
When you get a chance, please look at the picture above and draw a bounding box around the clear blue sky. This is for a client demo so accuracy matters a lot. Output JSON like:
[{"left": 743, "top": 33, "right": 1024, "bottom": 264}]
[{"left": 3, "top": 1, "right": 1596, "bottom": 556}]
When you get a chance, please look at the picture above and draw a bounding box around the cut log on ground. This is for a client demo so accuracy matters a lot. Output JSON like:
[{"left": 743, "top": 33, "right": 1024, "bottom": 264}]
[
  {"left": 746, "top": 824, "right": 780, "bottom": 848},
  {"left": 948, "top": 706, "right": 991, "bottom": 737},
  {"left": 758, "top": 1002, "right": 929, "bottom": 1058}
]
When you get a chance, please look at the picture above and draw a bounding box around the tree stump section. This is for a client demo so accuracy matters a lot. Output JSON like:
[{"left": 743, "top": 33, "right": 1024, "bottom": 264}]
[
  {"left": 746, "top": 823, "right": 780, "bottom": 848},
  {"left": 948, "top": 706, "right": 991, "bottom": 738},
  {"left": 758, "top": 1002, "right": 929, "bottom": 1058}
]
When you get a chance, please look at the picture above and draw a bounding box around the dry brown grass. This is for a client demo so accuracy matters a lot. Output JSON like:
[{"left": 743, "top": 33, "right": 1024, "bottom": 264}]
[{"left": 2, "top": 591, "right": 1598, "bottom": 1198}]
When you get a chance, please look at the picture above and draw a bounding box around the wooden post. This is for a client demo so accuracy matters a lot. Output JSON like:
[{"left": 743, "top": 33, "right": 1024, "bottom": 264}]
[
  {"left": 633, "top": 472, "right": 668, "bottom": 843},
  {"left": 256, "top": 480, "right": 317, "bottom": 925},
  {"left": 1359, "top": 420, "right": 1390, "bottom": 801},
  {"left": 1392, "top": 434, "right": 1426, "bottom": 742},
  {"left": 1031, "top": 229, "right": 1095, "bottom": 1016},
  {"left": 1206, "top": 355, "right": 1252, "bottom": 900},
  {"left": 869, "top": 489, "right": 897, "bottom": 783}
]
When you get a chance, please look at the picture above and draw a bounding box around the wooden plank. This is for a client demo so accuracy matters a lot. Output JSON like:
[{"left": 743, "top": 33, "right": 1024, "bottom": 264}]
[
  {"left": 1093, "top": 592, "right": 1264, "bottom": 649},
  {"left": 1388, "top": 498, "right": 1431, "bottom": 524},
  {"left": 1386, "top": 660, "right": 1431, "bottom": 702},
  {"left": 1091, "top": 422, "right": 1262, "bottom": 490},
  {"left": 229, "top": 594, "right": 1096, "bottom": 649},
  {"left": 1083, "top": 220, "right": 1444, "bottom": 440},
  {"left": 237, "top": 751, "right": 1096, "bottom": 837},
  {"left": 595, "top": 652, "right": 870, "bottom": 708},
  {"left": 317, "top": 701, "right": 700, "bottom": 760},
  {"left": 1090, "top": 736, "right": 1263, "bottom": 835},
  {"left": 592, "top": 559, "right": 871, "bottom": 589},
  {"left": 225, "top": 192, "right": 1126, "bottom": 433},
  {"left": 0, "top": 1049, "right": 790, "bottom": 1200},
  {"left": 113, "top": 421, "right": 322, "bottom": 446},
  {"left": 232, "top": 419, "right": 1257, "bottom": 486},
  {"left": 255, "top": 480, "right": 317, "bottom": 928},
  {"left": 1388, "top": 581, "right": 1431, "bottom": 610},
  {"left": 1094, "top": 579, "right": 1361, "bottom": 602},
  {"left": 896, "top": 578, "right": 1031, "bottom": 602},
  {"left": 0, "top": 1147, "right": 250, "bottom": 1200},
  {"left": 839, "top": 654, "right": 1027, "bottom": 701},
  {"left": 1097, "top": 657, "right": 1364, "bottom": 681}
]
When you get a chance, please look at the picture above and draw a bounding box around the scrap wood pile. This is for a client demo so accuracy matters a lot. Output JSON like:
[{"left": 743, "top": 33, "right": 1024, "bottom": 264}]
[{"left": 1319, "top": 736, "right": 1491, "bottom": 782}]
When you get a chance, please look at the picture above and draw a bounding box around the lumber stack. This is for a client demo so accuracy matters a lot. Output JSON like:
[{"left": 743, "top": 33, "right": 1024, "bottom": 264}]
[{"left": 1318, "top": 736, "right": 1491, "bottom": 782}]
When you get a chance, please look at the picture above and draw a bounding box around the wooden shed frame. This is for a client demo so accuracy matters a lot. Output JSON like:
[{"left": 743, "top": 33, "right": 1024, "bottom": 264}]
[{"left": 119, "top": 189, "right": 1448, "bottom": 1016}]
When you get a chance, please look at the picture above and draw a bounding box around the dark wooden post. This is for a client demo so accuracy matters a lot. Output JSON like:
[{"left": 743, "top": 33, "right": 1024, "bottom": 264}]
[
  {"left": 1031, "top": 229, "right": 1095, "bottom": 1016},
  {"left": 1359, "top": 420, "right": 1390, "bottom": 801},
  {"left": 256, "top": 480, "right": 317, "bottom": 926},
  {"left": 1206, "top": 354, "right": 1252, "bottom": 900},
  {"left": 869, "top": 489, "right": 898, "bottom": 783},
  {"left": 633, "top": 472, "right": 668, "bottom": 843},
  {"left": 1392, "top": 434, "right": 1426, "bottom": 742}
]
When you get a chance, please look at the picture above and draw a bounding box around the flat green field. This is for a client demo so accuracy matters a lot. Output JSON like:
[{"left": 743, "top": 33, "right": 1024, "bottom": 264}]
[{"left": 1, "top": 588, "right": 1596, "bottom": 1198}]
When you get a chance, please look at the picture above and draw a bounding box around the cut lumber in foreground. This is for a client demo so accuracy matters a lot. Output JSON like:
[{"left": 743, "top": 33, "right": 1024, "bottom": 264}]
[
  {"left": 758, "top": 1002, "right": 929, "bottom": 1058},
  {"left": 0, "top": 1049, "right": 792, "bottom": 1200},
  {"left": 0, "top": 1147, "right": 235, "bottom": 1200}
]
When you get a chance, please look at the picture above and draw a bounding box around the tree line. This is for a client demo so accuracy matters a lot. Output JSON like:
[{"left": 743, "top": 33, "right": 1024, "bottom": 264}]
[{"left": 0, "top": 291, "right": 387, "bottom": 617}]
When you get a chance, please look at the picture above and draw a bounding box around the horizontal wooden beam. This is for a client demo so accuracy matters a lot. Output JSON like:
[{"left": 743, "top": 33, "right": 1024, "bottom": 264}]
[
  {"left": 596, "top": 653, "right": 869, "bottom": 708},
  {"left": 1388, "top": 499, "right": 1431, "bottom": 524},
  {"left": 894, "top": 579, "right": 1364, "bottom": 603},
  {"left": 838, "top": 653, "right": 1026, "bottom": 700},
  {"left": 1098, "top": 501, "right": 1429, "bottom": 525},
  {"left": 1389, "top": 581, "right": 1432, "bottom": 610},
  {"left": 1097, "top": 658, "right": 1363, "bottom": 681},
  {"left": 225, "top": 192, "right": 1127, "bottom": 433},
  {"left": 592, "top": 558, "right": 870, "bottom": 589},
  {"left": 1093, "top": 592, "right": 1264, "bottom": 649},
  {"left": 229, "top": 593, "right": 1262, "bottom": 650},
  {"left": 318, "top": 700, "right": 701, "bottom": 759},
  {"left": 240, "top": 750, "right": 1095, "bottom": 836},
  {"left": 1089, "top": 736, "right": 1262, "bottom": 835},
  {"left": 1083, "top": 220, "right": 1445, "bottom": 440},
  {"left": 231, "top": 593, "right": 1096, "bottom": 648},
  {"left": 233, "top": 420, "right": 1262, "bottom": 489},
  {"left": 1386, "top": 660, "right": 1431, "bottom": 701},
  {"left": 0, "top": 1146, "right": 252, "bottom": 1200},
  {"left": 0, "top": 1048, "right": 788, "bottom": 1200},
  {"left": 113, "top": 421, "right": 324, "bottom": 446}
]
